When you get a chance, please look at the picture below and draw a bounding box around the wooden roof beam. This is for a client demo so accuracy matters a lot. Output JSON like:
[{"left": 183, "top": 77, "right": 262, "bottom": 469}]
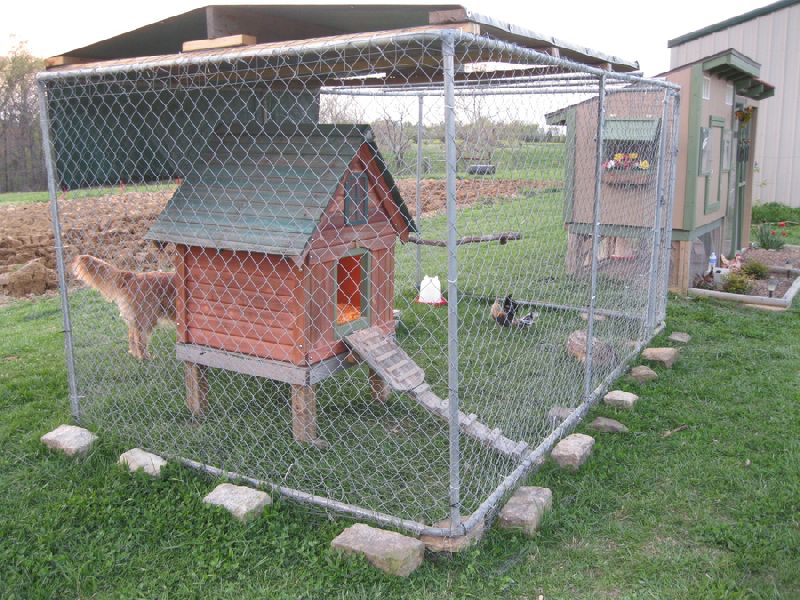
[
  {"left": 182, "top": 34, "right": 256, "bottom": 53},
  {"left": 44, "top": 55, "right": 97, "bottom": 70}
]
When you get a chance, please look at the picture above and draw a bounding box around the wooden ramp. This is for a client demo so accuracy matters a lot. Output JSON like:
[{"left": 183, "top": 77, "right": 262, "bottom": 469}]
[{"left": 345, "top": 327, "right": 529, "bottom": 460}]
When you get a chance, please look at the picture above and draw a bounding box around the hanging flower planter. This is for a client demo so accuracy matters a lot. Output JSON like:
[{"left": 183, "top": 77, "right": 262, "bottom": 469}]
[
  {"left": 602, "top": 153, "right": 655, "bottom": 186},
  {"left": 736, "top": 106, "right": 754, "bottom": 123},
  {"left": 602, "top": 169, "right": 655, "bottom": 186}
]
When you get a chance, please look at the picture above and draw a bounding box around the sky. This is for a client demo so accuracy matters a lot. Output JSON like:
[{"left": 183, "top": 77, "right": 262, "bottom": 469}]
[{"left": 1, "top": 0, "right": 775, "bottom": 76}]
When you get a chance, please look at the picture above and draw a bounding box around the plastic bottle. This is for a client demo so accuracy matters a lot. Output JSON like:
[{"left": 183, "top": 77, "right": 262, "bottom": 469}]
[{"left": 708, "top": 251, "right": 717, "bottom": 274}]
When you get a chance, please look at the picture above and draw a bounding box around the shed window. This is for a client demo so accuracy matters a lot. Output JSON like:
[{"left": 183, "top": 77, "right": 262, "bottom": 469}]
[
  {"left": 702, "top": 77, "right": 711, "bottom": 100},
  {"left": 725, "top": 83, "right": 734, "bottom": 106},
  {"left": 344, "top": 171, "right": 369, "bottom": 225}
]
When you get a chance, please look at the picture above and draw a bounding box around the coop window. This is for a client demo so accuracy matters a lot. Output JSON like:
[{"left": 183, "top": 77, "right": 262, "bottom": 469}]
[
  {"left": 334, "top": 248, "right": 370, "bottom": 336},
  {"left": 602, "top": 119, "right": 661, "bottom": 173},
  {"left": 344, "top": 171, "right": 369, "bottom": 225},
  {"left": 702, "top": 77, "right": 711, "bottom": 100}
]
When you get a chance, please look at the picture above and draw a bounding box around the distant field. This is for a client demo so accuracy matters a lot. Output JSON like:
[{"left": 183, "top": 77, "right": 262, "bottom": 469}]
[
  {"left": 0, "top": 183, "right": 176, "bottom": 206},
  {"left": 386, "top": 140, "right": 566, "bottom": 181}
]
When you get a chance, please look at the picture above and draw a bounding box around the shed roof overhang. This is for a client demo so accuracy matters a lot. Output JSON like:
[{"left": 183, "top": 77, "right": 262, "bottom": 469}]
[
  {"left": 45, "top": 4, "right": 639, "bottom": 73},
  {"left": 701, "top": 50, "right": 775, "bottom": 100}
]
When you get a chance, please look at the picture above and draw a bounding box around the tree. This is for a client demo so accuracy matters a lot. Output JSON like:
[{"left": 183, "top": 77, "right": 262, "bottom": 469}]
[
  {"left": 0, "top": 42, "right": 46, "bottom": 193},
  {"left": 371, "top": 102, "right": 414, "bottom": 175}
]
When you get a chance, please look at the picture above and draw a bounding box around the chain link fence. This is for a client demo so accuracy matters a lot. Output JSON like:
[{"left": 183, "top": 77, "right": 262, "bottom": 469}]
[{"left": 37, "top": 30, "right": 679, "bottom": 537}]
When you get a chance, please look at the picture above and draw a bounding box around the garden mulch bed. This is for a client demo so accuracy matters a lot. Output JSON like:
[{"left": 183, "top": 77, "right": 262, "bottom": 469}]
[{"left": 740, "top": 246, "right": 800, "bottom": 298}]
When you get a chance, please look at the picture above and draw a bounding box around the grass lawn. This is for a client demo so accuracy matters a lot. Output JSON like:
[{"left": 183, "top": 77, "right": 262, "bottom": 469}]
[
  {"left": 1, "top": 291, "right": 798, "bottom": 598},
  {"left": 0, "top": 183, "right": 177, "bottom": 206}
]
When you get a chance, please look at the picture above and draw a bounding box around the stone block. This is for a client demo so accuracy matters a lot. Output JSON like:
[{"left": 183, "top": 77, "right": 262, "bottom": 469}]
[
  {"left": 202, "top": 483, "right": 271, "bottom": 521},
  {"left": 589, "top": 417, "right": 629, "bottom": 433},
  {"left": 603, "top": 390, "right": 639, "bottom": 409},
  {"left": 497, "top": 486, "right": 552, "bottom": 536},
  {"left": 418, "top": 516, "right": 484, "bottom": 553},
  {"left": 630, "top": 365, "right": 658, "bottom": 383},
  {"left": 642, "top": 347, "right": 679, "bottom": 368},
  {"left": 668, "top": 332, "right": 691, "bottom": 344},
  {"left": 118, "top": 448, "right": 167, "bottom": 477},
  {"left": 551, "top": 433, "right": 594, "bottom": 471},
  {"left": 332, "top": 523, "right": 425, "bottom": 576},
  {"left": 40, "top": 424, "right": 97, "bottom": 456}
]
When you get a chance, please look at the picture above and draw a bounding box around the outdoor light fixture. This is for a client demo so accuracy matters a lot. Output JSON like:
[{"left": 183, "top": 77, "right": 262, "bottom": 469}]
[{"left": 767, "top": 278, "right": 778, "bottom": 298}]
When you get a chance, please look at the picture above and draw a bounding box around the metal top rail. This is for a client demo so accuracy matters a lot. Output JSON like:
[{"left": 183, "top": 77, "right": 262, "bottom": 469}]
[{"left": 37, "top": 29, "right": 680, "bottom": 92}]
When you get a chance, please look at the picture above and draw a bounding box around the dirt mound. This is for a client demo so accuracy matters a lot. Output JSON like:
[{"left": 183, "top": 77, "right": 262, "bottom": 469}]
[
  {"left": 0, "top": 190, "right": 173, "bottom": 301},
  {"left": 396, "top": 178, "right": 561, "bottom": 217},
  {"left": 0, "top": 258, "right": 57, "bottom": 297}
]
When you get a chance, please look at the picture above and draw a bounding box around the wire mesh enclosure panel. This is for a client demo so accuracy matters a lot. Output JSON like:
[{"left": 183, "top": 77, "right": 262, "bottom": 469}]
[{"left": 38, "top": 30, "right": 679, "bottom": 538}]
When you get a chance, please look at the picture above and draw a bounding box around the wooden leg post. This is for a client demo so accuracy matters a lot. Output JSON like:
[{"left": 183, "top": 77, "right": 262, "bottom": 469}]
[
  {"left": 184, "top": 362, "right": 208, "bottom": 417},
  {"left": 291, "top": 384, "right": 317, "bottom": 443},
  {"left": 368, "top": 368, "right": 391, "bottom": 403}
]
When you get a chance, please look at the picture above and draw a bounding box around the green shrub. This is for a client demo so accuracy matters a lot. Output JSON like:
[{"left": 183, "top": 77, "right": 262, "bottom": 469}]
[
  {"left": 755, "top": 223, "right": 786, "bottom": 250},
  {"left": 752, "top": 202, "right": 800, "bottom": 224},
  {"left": 722, "top": 271, "right": 753, "bottom": 295},
  {"left": 741, "top": 260, "right": 770, "bottom": 280}
]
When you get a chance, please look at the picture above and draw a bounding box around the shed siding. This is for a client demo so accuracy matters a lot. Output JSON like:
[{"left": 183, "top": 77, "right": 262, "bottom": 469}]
[
  {"left": 670, "top": 2, "right": 800, "bottom": 206},
  {"left": 569, "top": 91, "right": 663, "bottom": 228}
]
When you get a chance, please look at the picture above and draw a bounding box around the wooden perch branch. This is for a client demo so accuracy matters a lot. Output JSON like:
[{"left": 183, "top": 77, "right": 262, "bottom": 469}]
[{"left": 408, "top": 232, "right": 522, "bottom": 247}]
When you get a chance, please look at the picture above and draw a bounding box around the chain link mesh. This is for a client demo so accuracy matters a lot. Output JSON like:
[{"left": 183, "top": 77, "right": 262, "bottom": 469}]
[{"left": 38, "top": 31, "right": 679, "bottom": 535}]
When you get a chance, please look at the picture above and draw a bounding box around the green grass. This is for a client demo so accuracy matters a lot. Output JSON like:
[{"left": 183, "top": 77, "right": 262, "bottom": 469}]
[
  {"left": 2, "top": 293, "right": 798, "bottom": 598},
  {"left": 0, "top": 190, "right": 51, "bottom": 205},
  {"left": 751, "top": 202, "right": 800, "bottom": 246},
  {"left": 1, "top": 187, "right": 797, "bottom": 597},
  {"left": 0, "top": 182, "right": 177, "bottom": 206},
  {"left": 384, "top": 140, "right": 566, "bottom": 181}
]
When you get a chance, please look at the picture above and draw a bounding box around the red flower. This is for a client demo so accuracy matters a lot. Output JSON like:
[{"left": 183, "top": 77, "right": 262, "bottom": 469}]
[
  {"left": 771, "top": 230, "right": 777, "bottom": 235},
  {"left": 778, "top": 221, "right": 786, "bottom": 227},
  {"left": 782, "top": 231, "right": 788, "bottom": 237}
]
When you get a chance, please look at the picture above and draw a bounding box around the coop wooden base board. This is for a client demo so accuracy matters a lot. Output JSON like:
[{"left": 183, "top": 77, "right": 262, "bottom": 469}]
[{"left": 176, "top": 343, "right": 351, "bottom": 385}]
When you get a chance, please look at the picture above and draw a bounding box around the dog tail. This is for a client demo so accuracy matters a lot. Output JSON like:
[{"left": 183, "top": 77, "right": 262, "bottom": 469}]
[{"left": 71, "top": 255, "right": 125, "bottom": 302}]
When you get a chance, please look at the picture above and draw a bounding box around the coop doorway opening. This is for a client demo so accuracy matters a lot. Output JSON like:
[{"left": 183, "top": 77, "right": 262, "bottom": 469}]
[{"left": 335, "top": 249, "right": 370, "bottom": 335}]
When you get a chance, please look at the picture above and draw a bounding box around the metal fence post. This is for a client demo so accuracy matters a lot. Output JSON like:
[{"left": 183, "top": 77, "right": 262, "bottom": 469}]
[
  {"left": 644, "top": 90, "right": 673, "bottom": 335},
  {"left": 415, "top": 94, "right": 425, "bottom": 288},
  {"left": 36, "top": 80, "right": 81, "bottom": 421},
  {"left": 442, "top": 30, "right": 462, "bottom": 532},
  {"left": 658, "top": 91, "right": 681, "bottom": 322},
  {"left": 583, "top": 73, "right": 607, "bottom": 399}
]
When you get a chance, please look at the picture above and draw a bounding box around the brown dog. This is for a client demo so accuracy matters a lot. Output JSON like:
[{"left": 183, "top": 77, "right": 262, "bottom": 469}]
[{"left": 72, "top": 255, "right": 177, "bottom": 359}]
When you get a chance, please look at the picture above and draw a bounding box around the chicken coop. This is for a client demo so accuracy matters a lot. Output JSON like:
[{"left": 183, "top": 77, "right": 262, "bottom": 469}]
[
  {"left": 547, "top": 48, "right": 774, "bottom": 292},
  {"left": 143, "top": 122, "right": 414, "bottom": 441},
  {"left": 38, "top": 5, "right": 679, "bottom": 541}
]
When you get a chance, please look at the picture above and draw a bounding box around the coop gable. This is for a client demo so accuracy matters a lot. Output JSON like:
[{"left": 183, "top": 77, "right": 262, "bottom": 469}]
[{"left": 144, "top": 124, "right": 414, "bottom": 259}]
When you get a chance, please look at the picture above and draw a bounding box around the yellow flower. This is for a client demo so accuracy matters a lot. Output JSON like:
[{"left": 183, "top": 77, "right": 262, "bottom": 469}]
[
  {"left": 613, "top": 153, "right": 624, "bottom": 161},
  {"left": 639, "top": 160, "right": 650, "bottom": 170},
  {"left": 629, "top": 153, "right": 639, "bottom": 159}
]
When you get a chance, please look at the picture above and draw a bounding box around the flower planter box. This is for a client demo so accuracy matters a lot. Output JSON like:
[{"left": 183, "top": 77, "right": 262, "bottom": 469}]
[{"left": 602, "top": 170, "right": 654, "bottom": 186}]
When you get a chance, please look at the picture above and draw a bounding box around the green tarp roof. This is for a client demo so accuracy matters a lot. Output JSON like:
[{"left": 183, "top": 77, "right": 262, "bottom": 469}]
[
  {"left": 604, "top": 119, "right": 661, "bottom": 142},
  {"left": 145, "top": 123, "right": 414, "bottom": 256}
]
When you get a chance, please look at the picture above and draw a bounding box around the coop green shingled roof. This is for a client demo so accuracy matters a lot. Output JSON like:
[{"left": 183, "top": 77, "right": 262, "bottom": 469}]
[{"left": 144, "top": 123, "right": 414, "bottom": 256}]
